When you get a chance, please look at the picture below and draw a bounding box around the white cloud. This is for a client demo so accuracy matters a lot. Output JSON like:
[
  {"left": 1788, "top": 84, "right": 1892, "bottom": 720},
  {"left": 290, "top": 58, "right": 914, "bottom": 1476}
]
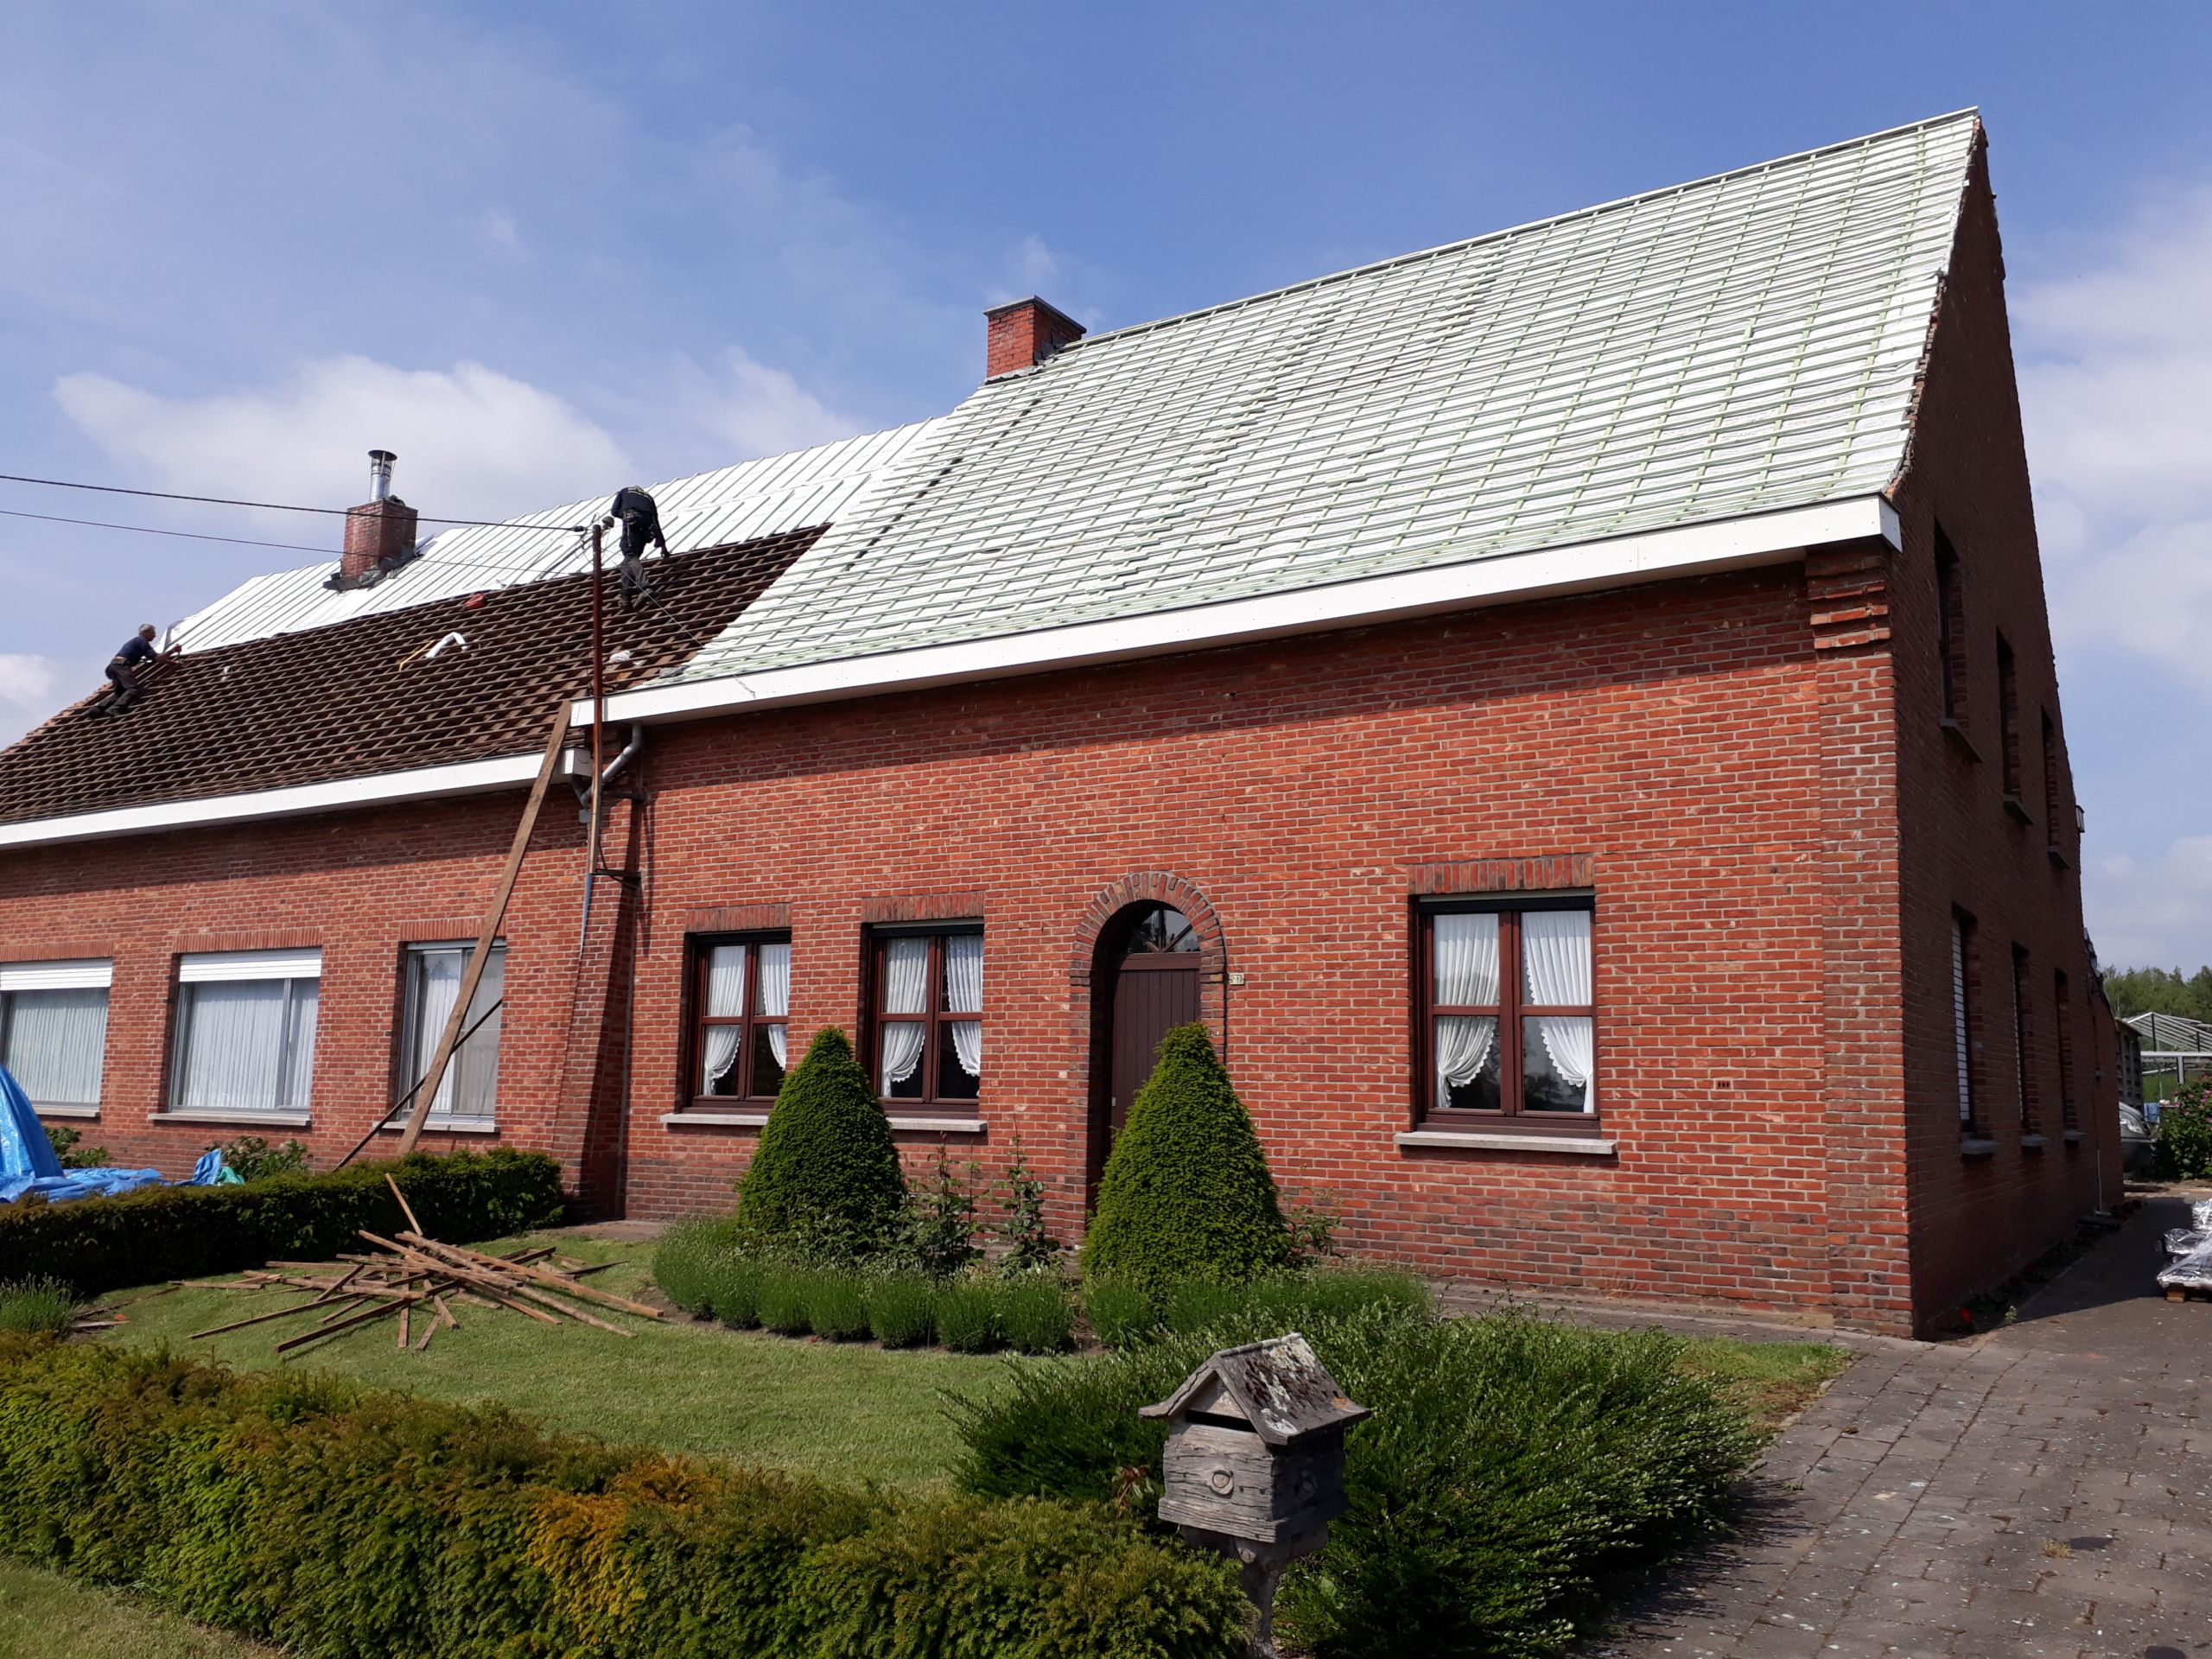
[
  {"left": 481, "top": 208, "right": 523, "bottom": 251},
  {"left": 678, "top": 348, "right": 861, "bottom": 461},
  {"left": 2018, "top": 192, "right": 2212, "bottom": 689},
  {"left": 2087, "top": 839, "right": 2212, "bottom": 968},
  {"left": 54, "top": 356, "right": 632, "bottom": 524},
  {"left": 0, "top": 653, "right": 57, "bottom": 711}
]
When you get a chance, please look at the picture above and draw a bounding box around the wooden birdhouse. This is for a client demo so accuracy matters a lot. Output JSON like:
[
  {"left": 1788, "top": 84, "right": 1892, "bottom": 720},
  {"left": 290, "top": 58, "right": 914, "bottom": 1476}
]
[{"left": 1139, "top": 1332, "right": 1370, "bottom": 1546}]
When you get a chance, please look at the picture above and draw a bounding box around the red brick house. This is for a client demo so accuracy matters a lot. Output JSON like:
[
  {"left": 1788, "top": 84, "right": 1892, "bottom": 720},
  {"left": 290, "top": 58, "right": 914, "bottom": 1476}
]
[{"left": 0, "top": 111, "right": 2116, "bottom": 1336}]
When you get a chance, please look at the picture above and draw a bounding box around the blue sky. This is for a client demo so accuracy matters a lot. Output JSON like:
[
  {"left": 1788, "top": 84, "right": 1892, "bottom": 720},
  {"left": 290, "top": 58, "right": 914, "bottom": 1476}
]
[{"left": 2, "top": 3, "right": 2209, "bottom": 964}]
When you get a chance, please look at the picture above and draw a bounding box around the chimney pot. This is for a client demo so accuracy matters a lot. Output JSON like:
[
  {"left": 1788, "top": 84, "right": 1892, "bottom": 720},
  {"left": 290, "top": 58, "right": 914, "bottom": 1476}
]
[
  {"left": 368, "top": 449, "right": 397, "bottom": 501},
  {"left": 984, "top": 296, "right": 1084, "bottom": 379}
]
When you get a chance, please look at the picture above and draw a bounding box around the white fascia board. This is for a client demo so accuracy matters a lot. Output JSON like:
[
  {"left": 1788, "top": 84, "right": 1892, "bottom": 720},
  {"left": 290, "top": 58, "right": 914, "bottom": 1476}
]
[
  {"left": 0, "top": 748, "right": 588, "bottom": 852},
  {"left": 588, "top": 495, "right": 1897, "bottom": 728}
]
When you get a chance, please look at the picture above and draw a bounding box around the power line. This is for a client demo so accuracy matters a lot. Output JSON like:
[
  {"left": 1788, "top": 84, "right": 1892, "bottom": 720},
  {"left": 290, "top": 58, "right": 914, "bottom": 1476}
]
[
  {"left": 0, "top": 505, "right": 338, "bottom": 556},
  {"left": 0, "top": 470, "right": 590, "bottom": 531}
]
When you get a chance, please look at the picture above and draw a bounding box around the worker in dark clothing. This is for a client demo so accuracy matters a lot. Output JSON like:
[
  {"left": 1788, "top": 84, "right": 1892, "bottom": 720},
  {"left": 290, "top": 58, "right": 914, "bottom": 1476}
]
[
  {"left": 609, "top": 486, "right": 667, "bottom": 610},
  {"left": 104, "top": 625, "right": 170, "bottom": 710}
]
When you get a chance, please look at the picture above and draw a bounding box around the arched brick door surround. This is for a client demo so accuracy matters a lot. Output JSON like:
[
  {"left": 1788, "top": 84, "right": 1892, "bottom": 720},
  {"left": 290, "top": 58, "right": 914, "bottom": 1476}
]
[{"left": 1067, "top": 872, "right": 1230, "bottom": 1042}]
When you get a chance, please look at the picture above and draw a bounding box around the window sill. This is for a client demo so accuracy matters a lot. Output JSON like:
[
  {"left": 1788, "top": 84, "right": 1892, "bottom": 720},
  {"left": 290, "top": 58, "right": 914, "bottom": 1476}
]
[
  {"left": 151, "top": 1109, "right": 312, "bottom": 1128},
  {"left": 2063, "top": 1128, "right": 2084, "bottom": 1145},
  {"left": 1395, "top": 1128, "right": 1616, "bottom": 1156},
  {"left": 2020, "top": 1134, "right": 2048, "bottom": 1151},
  {"left": 1940, "top": 717, "right": 1981, "bottom": 762},
  {"left": 887, "top": 1116, "right": 988, "bottom": 1134},
  {"left": 31, "top": 1103, "right": 100, "bottom": 1119},
  {"left": 1961, "top": 1137, "right": 1998, "bottom": 1158},
  {"left": 663, "top": 1111, "right": 771, "bottom": 1128},
  {"left": 2001, "top": 792, "right": 2032, "bottom": 825},
  {"left": 377, "top": 1116, "right": 499, "bottom": 1135},
  {"left": 2046, "top": 843, "right": 2072, "bottom": 870}
]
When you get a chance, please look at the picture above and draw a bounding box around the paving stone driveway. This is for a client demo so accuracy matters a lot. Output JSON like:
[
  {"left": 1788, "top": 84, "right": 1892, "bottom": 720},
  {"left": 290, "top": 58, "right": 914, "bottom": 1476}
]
[{"left": 1587, "top": 1192, "right": 2212, "bottom": 1659}]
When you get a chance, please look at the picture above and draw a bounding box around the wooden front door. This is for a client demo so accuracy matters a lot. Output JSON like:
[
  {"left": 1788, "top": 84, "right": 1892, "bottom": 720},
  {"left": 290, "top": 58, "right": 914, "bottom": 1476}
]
[{"left": 1092, "top": 905, "right": 1201, "bottom": 1185}]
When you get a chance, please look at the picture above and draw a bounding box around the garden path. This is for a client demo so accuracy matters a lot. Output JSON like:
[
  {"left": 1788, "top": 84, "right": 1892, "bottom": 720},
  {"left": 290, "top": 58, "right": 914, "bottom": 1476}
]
[{"left": 1586, "top": 1190, "right": 2212, "bottom": 1659}]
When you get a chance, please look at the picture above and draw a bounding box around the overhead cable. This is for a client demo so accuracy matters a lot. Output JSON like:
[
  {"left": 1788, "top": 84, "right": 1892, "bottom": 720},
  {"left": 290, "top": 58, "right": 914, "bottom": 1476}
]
[{"left": 0, "top": 470, "right": 588, "bottom": 532}]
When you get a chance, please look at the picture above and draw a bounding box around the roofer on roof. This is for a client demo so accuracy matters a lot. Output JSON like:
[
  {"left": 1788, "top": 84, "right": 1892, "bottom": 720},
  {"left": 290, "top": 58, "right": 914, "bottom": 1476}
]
[
  {"left": 104, "top": 625, "right": 176, "bottom": 712},
  {"left": 610, "top": 486, "right": 667, "bottom": 611}
]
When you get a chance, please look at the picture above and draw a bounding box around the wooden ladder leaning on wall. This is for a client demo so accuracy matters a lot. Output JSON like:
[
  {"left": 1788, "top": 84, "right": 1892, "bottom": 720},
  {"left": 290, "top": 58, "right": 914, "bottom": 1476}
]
[{"left": 337, "top": 706, "right": 573, "bottom": 1166}]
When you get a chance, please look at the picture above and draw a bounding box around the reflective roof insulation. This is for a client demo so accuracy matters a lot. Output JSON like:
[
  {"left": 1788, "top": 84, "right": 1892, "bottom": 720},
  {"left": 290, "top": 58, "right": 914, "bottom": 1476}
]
[
  {"left": 677, "top": 111, "right": 1980, "bottom": 686},
  {"left": 170, "top": 417, "right": 950, "bottom": 652}
]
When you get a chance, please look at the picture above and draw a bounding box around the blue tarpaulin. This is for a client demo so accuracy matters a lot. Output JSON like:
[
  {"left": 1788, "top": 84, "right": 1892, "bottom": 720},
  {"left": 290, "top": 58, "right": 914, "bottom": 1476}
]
[{"left": 0, "top": 1064, "right": 168, "bottom": 1204}]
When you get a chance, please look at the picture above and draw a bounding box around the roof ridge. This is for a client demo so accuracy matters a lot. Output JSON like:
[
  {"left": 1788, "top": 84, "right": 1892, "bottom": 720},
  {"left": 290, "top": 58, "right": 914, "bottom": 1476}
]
[{"left": 1052, "top": 108, "right": 1981, "bottom": 359}]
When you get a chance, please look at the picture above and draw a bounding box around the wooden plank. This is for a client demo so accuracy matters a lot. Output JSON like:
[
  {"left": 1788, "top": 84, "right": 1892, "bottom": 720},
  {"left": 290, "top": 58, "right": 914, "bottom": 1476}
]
[
  {"left": 358, "top": 1231, "right": 564, "bottom": 1325},
  {"left": 275, "top": 1298, "right": 412, "bottom": 1352},
  {"left": 398, "top": 1232, "right": 661, "bottom": 1318},
  {"left": 188, "top": 1294, "right": 341, "bottom": 1340},
  {"left": 504, "top": 1282, "right": 634, "bottom": 1337},
  {"left": 385, "top": 1174, "right": 425, "bottom": 1236},
  {"left": 394, "top": 708, "right": 573, "bottom": 1154},
  {"left": 397, "top": 1301, "right": 412, "bottom": 1348}
]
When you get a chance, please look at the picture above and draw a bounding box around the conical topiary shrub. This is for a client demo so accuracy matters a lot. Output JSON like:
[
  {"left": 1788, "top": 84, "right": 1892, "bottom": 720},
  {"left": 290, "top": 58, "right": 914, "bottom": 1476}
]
[
  {"left": 731, "top": 1026, "right": 906, "bottom": 1262},
  {"left": 1081, "top": 1022, "right": 1290, "bottom": 1295}
]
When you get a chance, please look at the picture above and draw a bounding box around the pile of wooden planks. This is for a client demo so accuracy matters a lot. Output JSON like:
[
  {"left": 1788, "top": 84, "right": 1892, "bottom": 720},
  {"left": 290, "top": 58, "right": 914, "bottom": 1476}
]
[{"left": 185, "top": 1179, "right": 660, "bottom": 1356}]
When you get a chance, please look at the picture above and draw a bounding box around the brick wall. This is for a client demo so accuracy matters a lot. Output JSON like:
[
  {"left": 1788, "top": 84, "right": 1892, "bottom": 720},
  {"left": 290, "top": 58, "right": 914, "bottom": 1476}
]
[{"left": 1884, "top": 136, "right": 2119, "bottom": 1330}]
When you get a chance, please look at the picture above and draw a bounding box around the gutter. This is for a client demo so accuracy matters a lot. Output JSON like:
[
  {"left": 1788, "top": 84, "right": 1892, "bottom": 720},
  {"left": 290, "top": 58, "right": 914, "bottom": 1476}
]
[{"left": 0, "top": 496, "right": 1897, "bottom": 852}]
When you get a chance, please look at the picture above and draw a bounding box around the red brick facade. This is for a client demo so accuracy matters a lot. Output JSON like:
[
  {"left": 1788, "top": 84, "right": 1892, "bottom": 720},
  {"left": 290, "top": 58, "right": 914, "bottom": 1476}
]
[{"left": 0, "top": 156, "right": 2111, "bottom": 1338}]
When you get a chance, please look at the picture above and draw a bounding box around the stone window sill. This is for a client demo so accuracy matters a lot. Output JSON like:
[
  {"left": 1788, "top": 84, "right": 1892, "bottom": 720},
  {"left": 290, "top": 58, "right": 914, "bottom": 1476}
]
[
  {"left": 377, "top": 1116, "right": 499, "bottom": 1135},
  {"left": 2063, "top": 1128, "right": 2084, "bottom": 1145},
  {"left": 1396, "top": 1128, "right": 1617, "bottom": 1156},
  {"left": 2047, "top": 843, "right": 2072, "bottom": 870},
  {"left": 1961, "top": 1136, "right": 1998, "bottom": 1157},
  {"left": 887, "top": 1116, "right": 988, "bottom": 1134},
  {"left": 662, "top": 1111, "right": 771, "bottom": 1128},
  {"left": 2020, "top": 1134, "right": 2048, "bottom": 1151},
  {"left": 31, "top": 1103, "right": 100, "bottom": 1119},
  {"left": 2002, "top": 792, "right": 2033, "bottom": 826},
  {"left": 1940, "top": 717, "right": 1981, "bottom": 762},
  {"left": 151, "top": 1109, "right": 312, "bottom": 1129}
]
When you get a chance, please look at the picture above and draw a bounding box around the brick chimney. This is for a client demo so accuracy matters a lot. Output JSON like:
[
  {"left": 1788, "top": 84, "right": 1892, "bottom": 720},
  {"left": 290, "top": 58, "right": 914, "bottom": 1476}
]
[
  {"left": 984, "top": 296, "right": 1084, "bottom": 379},
  {"left": 336, "top": 449, "right": 419, "bottom": 586}
]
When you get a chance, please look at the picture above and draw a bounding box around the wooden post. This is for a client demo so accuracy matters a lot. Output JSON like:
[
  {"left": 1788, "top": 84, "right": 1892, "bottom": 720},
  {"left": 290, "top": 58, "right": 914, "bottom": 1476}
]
[{"left": 393, "top": 707, "right": 574, "bottom": 1154}]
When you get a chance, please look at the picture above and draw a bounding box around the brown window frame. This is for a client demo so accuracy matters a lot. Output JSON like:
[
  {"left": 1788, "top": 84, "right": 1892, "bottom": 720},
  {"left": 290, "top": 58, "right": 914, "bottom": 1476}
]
[
  {"left": 1952, "top": 909, "right": 1980, "bottom": 1135},
  {"left": 1935, "top": 525, "right": 1967, "bottom": 723},
  {"left": 1996, "top": 633, "right": 2025, "bottom": 814},
  {"left": 1413, "top": 893, "right": 1597, "bottom": 1131},
  {"left": 683, "top": 931, "right": 791, "bottom": 1108},
  {"left": 2011, "top": 944, "right": 2037, "bottom": 1137},
  {"left": 865, "top": 923, "right": 983, "bottom": 1113}
]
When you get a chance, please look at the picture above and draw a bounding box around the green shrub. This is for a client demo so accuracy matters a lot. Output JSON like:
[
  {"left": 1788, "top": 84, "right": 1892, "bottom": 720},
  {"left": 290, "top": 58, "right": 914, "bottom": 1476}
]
[
  {"left": 0, "top": 1148, "right": 564, "bottom": 1298},
  {"left": 993, "top": 1134, "right": 1065, "bottom": 1274},
  {"left": 952, "top": 1302, "right": 1758, "bottom": 1658},
  {"left": 219, "top": 1133, "right": 310, "bottom": 1181},
  {"left": 1000, "top": 1276, "right": 1075, "bottom": 1355},
  {"left": 42, "top": 1124, "right": 109, "bottom": 1168},
  {"left": 1081, "top": 1023, "right": 1290, "bottom": 1296},
  {"left": 1163, "top": 1267, "right": 1430, "bottom": 1338},
  {"left": 706, "top": 1252, "right": 769, "bottom": 1328},
  {"left": 1084, "top": 1279, "right": 1162, "bottom": 1350},
  {"left": 731, "top": 1027, "right": 908, "bottom": 1262},
  {"left": 936, "top": 1280, "right": 1006, "bottom": 1353},
  {"left": 759, "top": 1262, "right": 814, "bottom": 1335},
  {"left": 864, "top": 1273, "right": 938, "bottom": 1347},
  {"left": 652, "top": 1217, "right": 739, "bottom": 1315},
  {"left": 0, "top": 1278, "right": 75, "bottom": 1336},
  {"left": 0, "top": 1335, "right": 1247, "bottom": 1658},
  {"left": 803, "top": 1268, "right": 872, "bottom": 1341},
  {"left": 2156, "top": 1075, "right": 2212, "bottom": 1179},
  {"left": 905, "top": 1147, "right": 984, "bottom": 1277}
]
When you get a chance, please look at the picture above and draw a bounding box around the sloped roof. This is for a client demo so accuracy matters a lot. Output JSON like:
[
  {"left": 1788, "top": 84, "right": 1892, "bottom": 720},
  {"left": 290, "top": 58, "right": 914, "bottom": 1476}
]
[
  {"left": 678, "top": 111, "right": 1977, "bottom": 685},
  {"left": 0, "top": 529, "right": 817, "bottom": 827},
  {"left": 172, "top": 420, "right": 944, "bottom": 652}
]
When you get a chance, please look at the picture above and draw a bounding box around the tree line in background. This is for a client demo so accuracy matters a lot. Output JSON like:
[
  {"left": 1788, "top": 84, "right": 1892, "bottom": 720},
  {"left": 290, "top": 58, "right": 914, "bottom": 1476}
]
[{"left": 2104, "top": 965, "right": 2212, "bottom": 1026}]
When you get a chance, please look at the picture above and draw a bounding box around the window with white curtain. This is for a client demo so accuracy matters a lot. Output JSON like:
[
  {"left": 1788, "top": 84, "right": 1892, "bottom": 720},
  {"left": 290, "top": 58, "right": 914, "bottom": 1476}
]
[
  {"left": 690, "top": 935, "right": 791, "bottom": 1103},
  {"left": 397, "top": 942, "right": 506, "bottom": 1122},
  {"left": 1419, "top": 899, "right": 1594, "bottom": 1120},
  {"left": 871, "top": 926, "right": 982, "bottom": 1107},
  {"left": 171, "top": 949, "right": 321, "bottom": 1116},
  {"left": 0, "top": 959, "right": 112, "bottom": 1110}
]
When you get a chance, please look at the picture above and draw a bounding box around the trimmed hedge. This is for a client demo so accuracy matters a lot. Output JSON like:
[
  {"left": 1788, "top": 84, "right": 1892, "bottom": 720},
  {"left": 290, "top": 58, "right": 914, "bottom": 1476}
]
[
  {"left": 1081, "top": 1024, "right": 1290, "bottom": 1296},
  {"left": 0, "top": 1335, "right": 1246, "bottom": 1658},
  {"left": 0, "top": 1148, "right": 564, "bottom": 1298},
  {"left": 951, "top": 1302, "right": 1758, "bottom": 1659},
  {"left": 734, "top": 1027, "right": 908, "bottom": 1262}
]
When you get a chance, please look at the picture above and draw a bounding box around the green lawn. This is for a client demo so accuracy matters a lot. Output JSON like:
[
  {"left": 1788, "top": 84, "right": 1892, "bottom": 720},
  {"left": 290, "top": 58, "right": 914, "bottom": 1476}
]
[
  {"left": 1676, "top": 1333, "right": 1851, "bottom": 1433},
  {"left": 0, "top": 1559, "right": 269, "bottom": 1658},
  {"left": 102, "top": 1230, "right": 1014, "bottom": 1491}
]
